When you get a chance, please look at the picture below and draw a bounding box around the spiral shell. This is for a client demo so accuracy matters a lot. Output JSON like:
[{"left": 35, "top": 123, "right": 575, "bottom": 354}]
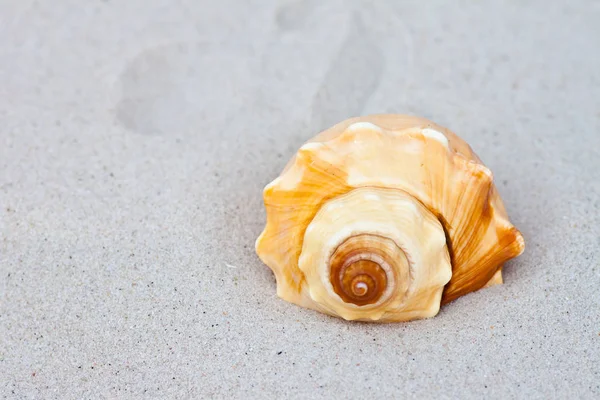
[{"left": 256, "top": 115, "right": 525, "bottom": 322}]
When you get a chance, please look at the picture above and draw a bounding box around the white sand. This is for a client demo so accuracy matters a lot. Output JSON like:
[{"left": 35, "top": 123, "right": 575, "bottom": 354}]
[{"left": 1, "top": 1, "right": 599, "bottom": 398}]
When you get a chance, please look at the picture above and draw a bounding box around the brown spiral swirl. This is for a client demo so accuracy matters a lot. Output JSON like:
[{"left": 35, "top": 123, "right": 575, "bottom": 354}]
[{"left": 329, "top": 234, "right": 408, "bottom": 306}]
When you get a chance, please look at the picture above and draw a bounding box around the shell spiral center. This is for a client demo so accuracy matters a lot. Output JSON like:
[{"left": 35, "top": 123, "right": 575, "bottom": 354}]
[{"left": 329, "top": 235, "right": 396, "bottom": 306}]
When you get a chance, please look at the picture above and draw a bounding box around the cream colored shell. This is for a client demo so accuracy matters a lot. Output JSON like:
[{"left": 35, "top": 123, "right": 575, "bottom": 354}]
[{"left": 256, "top": 114, "right": 525, "bottom": 322}]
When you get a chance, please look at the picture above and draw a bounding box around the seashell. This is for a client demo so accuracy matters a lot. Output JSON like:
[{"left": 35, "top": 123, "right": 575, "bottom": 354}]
[{"left": 256, "top": 114, "right": 525, "bottom": 322}]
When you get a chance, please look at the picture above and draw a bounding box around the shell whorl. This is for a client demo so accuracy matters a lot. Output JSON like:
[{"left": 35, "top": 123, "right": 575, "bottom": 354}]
[
  {"left": 256, "top": 115, "right": 525, "bottom": 322},
  {"left": 329, "top": 234, "right": 396, "bottom": 306},
  {"left": 299, "top": 187, "right": 450, "bottom": 321}
]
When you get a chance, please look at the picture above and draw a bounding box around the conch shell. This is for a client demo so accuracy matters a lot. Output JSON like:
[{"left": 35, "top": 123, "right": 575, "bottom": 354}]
[{"left": 256, "top": 115, "right": 525, "bottom": 322}]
